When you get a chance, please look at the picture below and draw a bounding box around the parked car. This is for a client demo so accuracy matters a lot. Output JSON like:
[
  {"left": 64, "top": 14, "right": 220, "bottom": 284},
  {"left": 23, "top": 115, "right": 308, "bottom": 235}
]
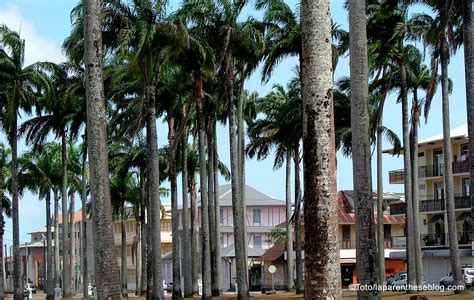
[
  {"left": 391, "top": 273, "right": 408, "bottom": 290},
  {"left": 387, "top": 271, "right": 407, "bottom": 285},
  {"left": 440, "top": 268, "right": 474, "bottom": 287}
]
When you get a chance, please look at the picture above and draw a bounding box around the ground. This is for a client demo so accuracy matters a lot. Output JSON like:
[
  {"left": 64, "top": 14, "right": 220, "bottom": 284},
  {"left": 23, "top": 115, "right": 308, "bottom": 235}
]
[{"left": 9, "top": 290, "right": 474, "bottom": 299}]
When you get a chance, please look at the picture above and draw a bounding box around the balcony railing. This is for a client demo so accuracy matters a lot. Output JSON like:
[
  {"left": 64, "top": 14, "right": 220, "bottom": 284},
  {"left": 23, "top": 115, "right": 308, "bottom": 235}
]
[
  {"left": 388, "top": 160, "right": 470, "bottom": 183},
  {"left": 420, "top": 232, "right": 471, "bottom": 247},
  {"left": 340, "top": 239, "right": 352, "bottom": 249},
  {"left": 420, "top": 198, "right": 445, "bottom": 212},
  {"left": 390, "top": 195, "right": 471, "bottom": 215},
  {"left": 421, "top": 233, "right": 447, "bottom": 247},
  {"left": 340, "top": 237, "right": 406, "bottom": 249},
  {"left": 390, "top": 203, "right": 406, "bottom": 215}
]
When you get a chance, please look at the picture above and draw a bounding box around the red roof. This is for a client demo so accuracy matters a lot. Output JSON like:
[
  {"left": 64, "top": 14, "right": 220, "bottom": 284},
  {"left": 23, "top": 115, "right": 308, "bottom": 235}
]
[
  {"left": 279, "top": 191, "right": 405, "bottom": 226},
  {"left": 259, "top": 243, "right": 286, "bottom": 261},
  {"left": 57, "top": 209, "right": 84, "bottom": 224}
]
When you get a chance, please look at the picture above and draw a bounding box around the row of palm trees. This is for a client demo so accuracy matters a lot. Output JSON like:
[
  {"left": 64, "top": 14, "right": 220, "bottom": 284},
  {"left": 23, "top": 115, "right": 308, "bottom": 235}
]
[{"left": 0, "top": 0, "right": 473, "bottom": 299}]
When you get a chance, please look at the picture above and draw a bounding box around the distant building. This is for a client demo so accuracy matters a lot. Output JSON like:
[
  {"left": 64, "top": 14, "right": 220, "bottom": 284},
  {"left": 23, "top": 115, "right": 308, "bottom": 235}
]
[
  {"left": 386, "top": 124, "right": 474, "bottom": 284},
  {"left": 163, "top": 184, "right": 287, "bottom": 291},
  {"left": 258, "top": 190, "right": 407, "bottom": 290}
]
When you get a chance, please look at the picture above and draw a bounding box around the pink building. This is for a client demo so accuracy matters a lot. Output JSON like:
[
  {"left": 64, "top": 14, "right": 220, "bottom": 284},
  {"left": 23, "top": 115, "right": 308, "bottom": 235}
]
[{"left": 166, "top": 184, "right": 287, "bottom": 291}]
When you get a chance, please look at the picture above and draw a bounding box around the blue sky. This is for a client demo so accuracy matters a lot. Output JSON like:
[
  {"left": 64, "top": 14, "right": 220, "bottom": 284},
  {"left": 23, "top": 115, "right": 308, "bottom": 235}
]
[{"left": 0, "top": 0, "right": 469, "bottom": 249}]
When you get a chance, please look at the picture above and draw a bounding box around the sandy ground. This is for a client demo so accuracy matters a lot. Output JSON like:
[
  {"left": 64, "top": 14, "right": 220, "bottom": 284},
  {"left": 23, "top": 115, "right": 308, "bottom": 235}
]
[{"left": 9, "top": 289, "right": 474, "bottom": 299}]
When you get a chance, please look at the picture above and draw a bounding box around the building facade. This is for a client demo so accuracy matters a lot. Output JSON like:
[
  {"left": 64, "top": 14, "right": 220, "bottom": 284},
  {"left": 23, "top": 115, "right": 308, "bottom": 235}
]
[
  {"left": 259, "top": 190, "right": 407, "bottom": 290},
  {"left": 387, "top": 124, "right": 474, "bottom": 284}
]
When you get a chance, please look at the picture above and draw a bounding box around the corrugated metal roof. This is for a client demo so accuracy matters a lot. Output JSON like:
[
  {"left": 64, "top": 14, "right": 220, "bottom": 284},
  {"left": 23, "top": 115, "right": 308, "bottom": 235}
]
[
  {"left": 197, "top": 184, "right": 286, "bottom": 207},
  {"left": 220, "top": 244, "right": 264, "bottom": 258}
]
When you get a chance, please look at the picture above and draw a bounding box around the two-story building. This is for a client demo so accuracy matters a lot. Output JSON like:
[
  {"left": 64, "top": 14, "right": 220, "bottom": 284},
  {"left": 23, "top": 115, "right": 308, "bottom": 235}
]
[
  {"left": 164, "top": 184, "right": 286, "bottom": 291},
  {"left": 387, "top": 124, "right": 474, "bottom": 284},
  {"left": 258, "top": 190, "right": 407, "bottom": 290}
]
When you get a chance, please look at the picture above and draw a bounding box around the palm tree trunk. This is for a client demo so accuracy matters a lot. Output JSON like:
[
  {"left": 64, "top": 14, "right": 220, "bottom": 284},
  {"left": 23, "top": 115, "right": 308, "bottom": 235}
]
[
  {"left": 462, "top": 0, "right": 474, "bottom": 268},
  {"left": 301, "top": 0, "right": 341, "bottom": 297},
  {"left": 348, "top": 0, "right": 380, "bottom": 298},
  {"left": 81, "top": 140, "right": 88, "bottom": 297},
  {"left": 207, "top": 121, "right": 219, "bottom": 297},
  {"left": 400, "top": 59, "right": 415, "bottom": 289},
  {"left": 121, "top": 206, "right": 128, "bottom": 297},
  {"left": 83, "top": 0, "right": 122, "bottom": 297},
  {"left": 145, "top": 84, "right": 164, "bottom": 300},
  {"left": 0, "top": 189, "right": 3, "bottom": 299},
  {"left": 11, "top": 110, "right": 21, "bottom": 300},
  {"left": 195, "top": 70, "right": 212, "bottom": 299},
  {"left": 212, "top": 122, "right": 221, "bottom": 293},
  {"left": 190, "top": 178, "right": 198, "bottom": 295},
  {"left": 237, "top": 80, "right": 248, "bottom": 277},
  {"left": 135, "top": 221, "right": 141, "bottom": 296},
  {"left": 293, "top": 146, "right": 303, "bottom": 294},
  {"left": 61, "top": 130, "right": 71, "bottom": 296},
  {"left": 376, "top": 98, "right": 385, "bottom": 285},
  {"left": 54, "top": 191, "right": 60, "bottom": 290},
  {"left": 69, "top": 193, "right": 76, "bottom": 294},
  {"left": 168, "top": 119, "right": 182, "bottom": 299},
  {"left": 46, "top": 191, "right": 54, "bottom": 300},
  {"left": 410, "top": 91, "right": 423, "bottom": 286},
  {"left": 182, "top": 127, "right": 192, "bottom": 298},
  {"left": 285, "top": 151, "right": 293, "bottom": 291},
  {"left": 146, "top": 197, "right": 153, "bottom": 300},
  {"left": 139, "top": 170, "right": 147, "bottom": 296},
  {"left": 226, "top": 50, "right": 249, "bottom": 299},
  {"left": 440, "top": 37, "right": 463, "bottom": 292}
]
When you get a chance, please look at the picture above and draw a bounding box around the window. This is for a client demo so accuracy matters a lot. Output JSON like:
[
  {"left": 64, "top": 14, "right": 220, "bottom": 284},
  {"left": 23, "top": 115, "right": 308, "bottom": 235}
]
[
  {"left": 254, "top": 235, "right": 262, "bottom": 249},
  {"left": 418, "top": 152, "right": 425, "bottom": 157},
  {"left": 463, "top": 178, "right": 470, "bottom": 196},
  {"left": 384, "top": 224, "right": 391, "bottom": 238},
  {"left": 434, "top": 182, "right": 444, "bottom": 199},
  {"left": 220, "top": 208, "right": 224, "bottom": 225},
  {"left": 162, "top": 221, "right": 171, "bottom": 232},
  {"left": 418, "top": 184, "right": 426, "bottom": 191},
  {"left": 253, "top": 209, "right": 261, "bottom": 224},
  {"left": 220, "top": 234, "right": 224, "bottom": 248},
  {"left": 342, "top": 225, "right": 350, "bottom": 240}
]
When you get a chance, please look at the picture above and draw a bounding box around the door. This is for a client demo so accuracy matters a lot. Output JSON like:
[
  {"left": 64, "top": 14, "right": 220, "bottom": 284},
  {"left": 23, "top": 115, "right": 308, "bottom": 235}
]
[
  {"left": 341, "top": 265, "right": 353, "bottom": 287},
  {"left": 433, "top": 149, "right": 444, "bottom": 176}
]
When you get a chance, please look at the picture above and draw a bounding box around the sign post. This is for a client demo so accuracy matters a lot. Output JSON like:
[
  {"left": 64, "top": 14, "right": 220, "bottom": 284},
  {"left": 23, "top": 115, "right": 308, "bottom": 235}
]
[{"left": 268, "top": 265, "right": 276, "bottom": 292}]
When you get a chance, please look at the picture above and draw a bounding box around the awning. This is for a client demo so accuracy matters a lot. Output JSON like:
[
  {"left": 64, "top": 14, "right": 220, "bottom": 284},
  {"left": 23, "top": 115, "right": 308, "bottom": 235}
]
[
  {"left": 456, "top": 212, "right": 472, "bottom": 222},
  {"left": 221, "top": 244, "right": 263, "bottom": 258},
  {"left": 428, "top": 214, "right": 444, "bottom": 224}
]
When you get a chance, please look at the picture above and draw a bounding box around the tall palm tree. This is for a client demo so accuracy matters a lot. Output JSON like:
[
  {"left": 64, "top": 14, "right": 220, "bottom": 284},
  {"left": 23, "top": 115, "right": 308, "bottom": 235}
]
[
  {"left": 349, "top": 1, "right": 381, "bottom": 299},
  {"left": 461, "top": 0, "right": 474, "bottom": 256},
  {"left": 17, "top": 143, "right": 62, "bottom": 300},
  {"left": 0, "top": 144, "right": 12, "bottom": 299},
  {"left": 412, "top": 0, "right": 464, "bottom": 290},
  {"left": 0, "top": 25, "right": 49, "bottom": 300},
  {"left": 301, "top": 0, "right": 341, "bottom": 298},
  {"left": 19, "top": 61, "right": 85, "bottom": 296},
  {"left": 83, "top": 0, "right": 121, "bottom": 298}
]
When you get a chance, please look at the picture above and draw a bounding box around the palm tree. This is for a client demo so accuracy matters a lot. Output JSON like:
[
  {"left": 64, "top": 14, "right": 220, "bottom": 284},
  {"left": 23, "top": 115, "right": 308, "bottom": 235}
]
[
  {"left": 246, "top": 81, "right": 298, "bottom": 292},
  {"left": 349, "top": 1, "right": 381, "bottom": 298},
  {"left": 461, "top": 0, "right": 474, "bottom": 256},
  {"left": 83, "top": 0, "right": 121, "bottom": 298},
  {"left": 19, "top": 61, "right": 85, "bottom": 296},
  {"left": 412, "top": 0, "right": 464, "bottom": 291},
  {"left": 17, "top": 143, "right": 61, "bottom": 300},
  {"left": 0, "top": 144, "right": 12, "bottom": 299},
  {"left": 0, "top": 25, "right": 50, "bottom": 300},
  {"left": 300, "top": 0, "right": 341, "bottom": 298}
]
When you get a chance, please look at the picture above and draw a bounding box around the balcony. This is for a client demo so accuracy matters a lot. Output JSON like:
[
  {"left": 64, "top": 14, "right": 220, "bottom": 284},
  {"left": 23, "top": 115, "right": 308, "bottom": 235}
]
[
  {"left": 388, "top": 160, "right": 470, "bottom": 184},
  {"left": 421, "top": 233, "right": 447, "bottom": 247},
  {"left": 390, "top": 203, "right": 406, "bottom": 215},
  {"left": 420, "top": 232, "right": 472, "bottom": 247},
  {"left": 384, "top": 236, "right": 406, "bottom": 249},
  {"left": 389, "top": 195, "right": 471, "bottom": 215},
  {"left": 339, "top": 237, "right": 406, "bottom": 249}
]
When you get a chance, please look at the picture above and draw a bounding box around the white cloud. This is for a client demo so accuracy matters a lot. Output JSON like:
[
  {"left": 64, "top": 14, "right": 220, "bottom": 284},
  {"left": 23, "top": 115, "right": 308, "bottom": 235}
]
[{"left": 0, "top": 3, "right": 65, "bottom": 66}]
